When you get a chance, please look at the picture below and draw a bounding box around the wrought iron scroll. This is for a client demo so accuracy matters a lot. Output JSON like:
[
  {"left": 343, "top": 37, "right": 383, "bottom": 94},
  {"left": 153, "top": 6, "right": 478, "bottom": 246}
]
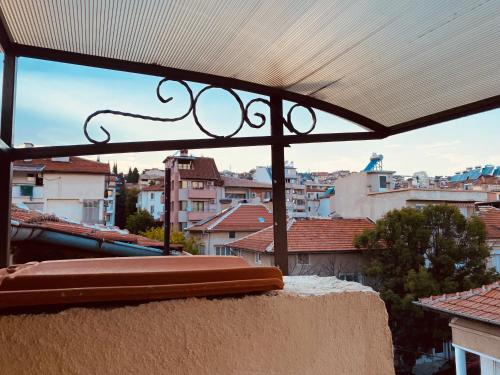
[{"left": 83, "top": 78, "right": 317, "bottom": 144}]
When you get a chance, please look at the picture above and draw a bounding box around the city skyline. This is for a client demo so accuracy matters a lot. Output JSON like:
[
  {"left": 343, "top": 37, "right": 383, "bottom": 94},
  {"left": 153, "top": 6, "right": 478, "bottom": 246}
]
[{"left": 12, "top": 57, "right": 500, "bottom": 177}]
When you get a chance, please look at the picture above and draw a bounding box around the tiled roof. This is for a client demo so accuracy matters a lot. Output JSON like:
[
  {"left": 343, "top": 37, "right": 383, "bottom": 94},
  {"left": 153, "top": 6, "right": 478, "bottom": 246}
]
[
  {"left": 11, "top": 208, "right": 163, "bottom": 248},
  {"left": 165, "top": 156, "right": 221, "bottom": 181},
  {"left": 188, "top": 204, "right": 273, "bottom": 232},
  {"left": 417, "top": 282, "right": 500, "bottom": 326},
  {"left": 142, "top": 184, "right": 165, "bottom": 192},
  {"left": 14, "top": 157, "right": 110, "bottom": 174},
  {"left": 222, "top": 176, "right": 272, "bottom": 189},
  {"left": 228, "top": 218, "right": 374, "bottom": 253},
  {"left": 478, "top": 207, "right": 500, "bottom": 239}
]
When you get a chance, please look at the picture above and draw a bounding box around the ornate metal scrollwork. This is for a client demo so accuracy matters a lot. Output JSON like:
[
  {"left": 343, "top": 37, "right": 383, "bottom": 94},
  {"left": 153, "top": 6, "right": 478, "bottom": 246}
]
[{"left": 83, "top": 78, "right": 317, "bottom": 144}]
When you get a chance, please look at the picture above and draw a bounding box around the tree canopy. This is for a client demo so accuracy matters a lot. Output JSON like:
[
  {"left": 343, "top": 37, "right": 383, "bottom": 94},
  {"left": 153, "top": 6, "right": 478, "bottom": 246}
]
[
  {"left": 355, "top": 205, "right": 498, "bottom": 373},
  {"left": 126, "top": 210, "right": 155, "bottom": 234}
]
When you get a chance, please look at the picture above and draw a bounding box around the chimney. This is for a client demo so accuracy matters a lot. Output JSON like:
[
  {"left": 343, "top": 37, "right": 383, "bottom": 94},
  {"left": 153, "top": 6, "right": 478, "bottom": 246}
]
[
  {"left": 180, "top": 149, "right": 188, "bottom": 156},
  {"left": 23, "top": 142, "right": 34, "bottom": 162}
]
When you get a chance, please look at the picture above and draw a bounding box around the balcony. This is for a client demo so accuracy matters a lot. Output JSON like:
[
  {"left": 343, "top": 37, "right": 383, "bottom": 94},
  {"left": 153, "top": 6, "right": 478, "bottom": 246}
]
[
  {"left": 11, "top": 185, "right": 44, "bottom": 200},
  {"left": 187, "top": 211, "right": 216, "bottom": 221},
  {"left": 187, "top": 189, "right": 217, "bottom": 200}
]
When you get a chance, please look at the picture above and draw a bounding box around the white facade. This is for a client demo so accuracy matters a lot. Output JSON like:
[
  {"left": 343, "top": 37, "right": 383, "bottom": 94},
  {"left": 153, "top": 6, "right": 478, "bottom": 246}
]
[
  {"left": 137, "top": 189, "right": 164, "bottom": 221},
  {"left": 12, "top": 172, "right": 106, "bottom": 224},
  {"left": 333, "top": 171, "right": 489, "bottom": 221}
]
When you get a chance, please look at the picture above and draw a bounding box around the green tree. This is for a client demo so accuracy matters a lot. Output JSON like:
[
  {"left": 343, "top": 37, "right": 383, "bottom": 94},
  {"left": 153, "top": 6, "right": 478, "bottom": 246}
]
[
  {"left": 355, "top": 205, "right": 498, "bottom": 374},
  {"left": 131, "top": 167, "right": 140, "bottom": 183},
  {"left": 125, "top": 187, "right": 139, "bottom": 218},
  {"left": 126, "top": 210, "right": 155, "bottom": 234},
  {"left": 126, "top": 167, "right": 133, "bottom": 182},
  {"left": 139, "top": 228, "right": 200, "bottom": 255},
  {"left": 112, "top": 163, "right": 118, "bottom": 175}
]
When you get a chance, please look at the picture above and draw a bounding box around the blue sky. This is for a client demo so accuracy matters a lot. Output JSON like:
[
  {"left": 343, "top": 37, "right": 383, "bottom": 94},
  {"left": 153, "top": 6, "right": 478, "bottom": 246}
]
[{"left": 9, "top": 56, "right": 500, "bottom": 176}]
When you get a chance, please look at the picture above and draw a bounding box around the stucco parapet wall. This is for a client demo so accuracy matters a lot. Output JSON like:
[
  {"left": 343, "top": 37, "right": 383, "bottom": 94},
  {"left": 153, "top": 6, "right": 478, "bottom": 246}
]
[
  {"left": 367, "top": 188, "right": 488, "bottom": 201},
  {"left": 0, "top": 276, "right": 394, "bottom": 375}
]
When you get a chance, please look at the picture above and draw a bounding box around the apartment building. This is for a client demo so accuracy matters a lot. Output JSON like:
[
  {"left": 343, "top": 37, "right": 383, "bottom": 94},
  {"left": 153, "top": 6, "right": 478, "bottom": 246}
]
[
  {"left": 333, "top": 169, "right": 489, "bottom": 221},
  {"left": 12, "top": 154, "right": 109, "bottom": 224},
  {"left": 220, "top": 176, "right": 272, "bottom": 210},
  {"left": 137, "top": 184, "right": 165, "bottom": 221},
  {"left": 253, "top": 162, "right": 306, "bottom": 217},
  {"left": 138, "top": 168, "right": 164, "bottom": 187},
  {"left": 164, "top": 150, "right": 223, "bottom": 231}
]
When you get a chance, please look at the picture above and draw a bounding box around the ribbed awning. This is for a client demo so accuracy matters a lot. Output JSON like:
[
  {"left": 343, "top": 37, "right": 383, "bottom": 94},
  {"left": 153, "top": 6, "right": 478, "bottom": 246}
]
[{"left": 0, "top": 0, "right": 499, "bottom": 134}]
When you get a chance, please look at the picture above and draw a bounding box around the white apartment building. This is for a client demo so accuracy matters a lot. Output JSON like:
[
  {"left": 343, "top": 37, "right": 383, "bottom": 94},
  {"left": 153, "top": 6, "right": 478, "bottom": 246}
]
[
  {"left": 137, "top": 184, "right": 165, "bottom": 221},
  {"left": 253, "top": 162, "right": 306, "bottom": 217},
  {"left": 12, "top": 154, "right": 110, "bottom": 224},
  {"left": 333, "top": 169, "right": 489, "bottom": 221}
]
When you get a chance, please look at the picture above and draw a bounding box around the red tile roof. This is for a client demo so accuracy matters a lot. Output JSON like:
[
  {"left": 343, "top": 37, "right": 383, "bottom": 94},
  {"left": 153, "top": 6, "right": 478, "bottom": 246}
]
[
  {"left": 228, "top": 218, "right": 374, "bottom": 253},
  {"left": 14, "top": 157, "right": 110, "bottom": 174},
  {"left": 11, "top": 208, "right": 163, "bottom": 248},
  {"left": 142, "top": 184, "right": 165, "bottom": 192},
  {"left": 222, "top": 176, "right": 272, "bottom": 189},
  {"left": 478, "top": 207, "right": 500, "bottom": 239},
  {"left": 188, "top": 204, "right": 273, "bottom": 232},
  {"left": 417, "top": 282, "right": 500, "bottom": 325},
  {"left": 165, "top": 156, "right": 221, "bottom": 181}
]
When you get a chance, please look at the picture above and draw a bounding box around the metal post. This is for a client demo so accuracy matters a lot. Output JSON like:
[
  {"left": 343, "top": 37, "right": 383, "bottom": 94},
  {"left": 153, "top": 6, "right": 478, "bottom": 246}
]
[
  {"left": 0, "top": 54, "right": 16, "bottom": 267},
  {"left": 270, "top": 96, "right": 288, "bottom": 275},
  {"left": 163, "top": 167, "right": 171, "bottom": 255}
]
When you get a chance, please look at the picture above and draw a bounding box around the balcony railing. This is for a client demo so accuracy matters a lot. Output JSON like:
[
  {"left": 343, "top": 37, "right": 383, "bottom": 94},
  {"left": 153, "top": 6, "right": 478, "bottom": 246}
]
[{"left": 187, "top": 189, "right": 217, "bottom": 199}]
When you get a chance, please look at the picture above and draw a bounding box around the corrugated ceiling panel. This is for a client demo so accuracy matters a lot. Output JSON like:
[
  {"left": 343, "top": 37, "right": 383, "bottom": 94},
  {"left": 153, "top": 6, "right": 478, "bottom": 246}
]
[{"left": 0, "top": 0, "right": 498, "bottom": 127}]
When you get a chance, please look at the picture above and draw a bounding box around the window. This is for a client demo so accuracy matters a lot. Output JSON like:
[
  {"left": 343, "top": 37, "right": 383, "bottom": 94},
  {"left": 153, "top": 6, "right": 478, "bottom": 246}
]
[
  {"left": 338, "top": 273, "right": 362, "bottom": 283},
  {"left": 20, "top": 185, "right": 34, "bottom": 197},
  {"left": 297, "top": 254, "right": 310, "bottom": 265},
  {"left": 150, "top": 205, "right": 154, "bottom": 214},
  {"left": 255, "top": 253, "right": 262, "bottom": 264},
  {"left": 192, "top": 181, "right": 204, "bottom": 189},
  {"left": 228, "top": 231, "right": 236, "bottom": 239},
  {"left": 83, "top": 200, "right": 100, "bottom": 224},
  {"left": 225, "top": 193, "right": 246, "bottom": 199},
  {"left": 379, "top": 175, "right": 387, "bottom": 190},
  {"left": 192, "top": 201, "right": 205, "bottom": 212},
  {"left": 215, "top": 246, "right": 233, "bottom": 256},
  {"left": 179, "top": 222, "right": 187, "bottom": 231},
  {"left": 178, "top": 161, "right": 191, "bottom": 170},
  {"left": 150, "top": 193, "right": 154, "bottom": 199},
  {"left": 180, "top": 201, "right": 188, "bottom": 211},
  {"left": 415, "top": 204, "right": 426, "bottom": 210},
  {"left": 180, "top": 181, "right": 189, "bottom": 189}
]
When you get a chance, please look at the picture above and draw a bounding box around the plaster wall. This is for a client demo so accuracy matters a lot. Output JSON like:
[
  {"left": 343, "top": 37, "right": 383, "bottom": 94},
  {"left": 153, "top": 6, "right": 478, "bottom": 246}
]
[{"left": 0, "top": 277, "right": 395, "bottom": 375}]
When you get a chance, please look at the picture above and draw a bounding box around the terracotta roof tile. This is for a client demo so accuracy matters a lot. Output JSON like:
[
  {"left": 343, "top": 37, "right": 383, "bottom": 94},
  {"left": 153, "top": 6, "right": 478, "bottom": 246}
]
[
  {"left": 188, "top": 204, "right": 273, "bottom": 232},
  {"left": 478, "top": 207, "right": 500, "bottom": 239},
  {"left": 418, "top": 282, "right": 500, "bottom": 325},
  {"left": 222, "top": 176, "right": 272, "bottom": 189},
  {"left": 14, "top": 157, "right": 110, "bottom": 174},
  {"left": 142, "top": 184, "right": 165, "bottom": 192},
  {"left": 228, "top": 218, "right": 374, "bottom": 253},
  {"left": 11, "top": 208, "right": 162, "bottom": 248},
  {"left": 165, "top": 156, "right": 221, "bottom": 181}
]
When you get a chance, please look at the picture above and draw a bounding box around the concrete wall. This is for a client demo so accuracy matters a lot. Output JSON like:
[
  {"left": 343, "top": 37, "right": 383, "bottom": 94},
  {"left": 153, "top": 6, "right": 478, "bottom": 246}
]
[
  {"left": 0, "top": 277, "right": 395, "bottom": 375},
  {"left": 191, "top": 231, "right": 257, "bottom": 255}
]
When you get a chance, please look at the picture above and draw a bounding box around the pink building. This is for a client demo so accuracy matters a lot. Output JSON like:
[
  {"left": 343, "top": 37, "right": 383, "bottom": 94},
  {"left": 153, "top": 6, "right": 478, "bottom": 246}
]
[{"left": 164, "top": 150, "right": 223, "bottom": 231}]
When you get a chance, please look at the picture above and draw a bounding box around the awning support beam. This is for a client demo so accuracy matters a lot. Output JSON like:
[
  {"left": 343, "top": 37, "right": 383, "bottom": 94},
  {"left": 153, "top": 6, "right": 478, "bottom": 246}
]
[
  {"left": 270, "top": 96, "right": 289, "bottom": 275},
  {"left": 0, "top": 53, "right": 17, "bottom": 267}
]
